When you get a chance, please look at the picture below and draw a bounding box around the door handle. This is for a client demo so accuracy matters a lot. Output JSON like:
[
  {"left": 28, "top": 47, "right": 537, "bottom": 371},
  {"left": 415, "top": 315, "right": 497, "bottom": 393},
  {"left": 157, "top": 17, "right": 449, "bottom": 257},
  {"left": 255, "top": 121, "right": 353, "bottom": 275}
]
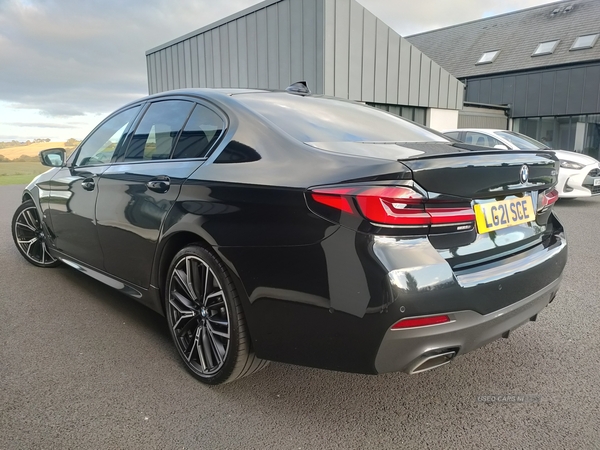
[
  {"left": 81, "top": 178, "right": 95, "bottom": 191},
  {"left": 146, "top": 176, "right": 170, "bottom": 193}
]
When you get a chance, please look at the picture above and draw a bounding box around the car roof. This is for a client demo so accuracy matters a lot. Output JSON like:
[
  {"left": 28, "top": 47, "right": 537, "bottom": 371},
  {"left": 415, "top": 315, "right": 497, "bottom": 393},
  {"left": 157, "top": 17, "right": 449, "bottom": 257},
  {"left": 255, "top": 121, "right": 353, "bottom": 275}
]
[{"left": 115, "top": 88, "right": 281, "bottom": 110}]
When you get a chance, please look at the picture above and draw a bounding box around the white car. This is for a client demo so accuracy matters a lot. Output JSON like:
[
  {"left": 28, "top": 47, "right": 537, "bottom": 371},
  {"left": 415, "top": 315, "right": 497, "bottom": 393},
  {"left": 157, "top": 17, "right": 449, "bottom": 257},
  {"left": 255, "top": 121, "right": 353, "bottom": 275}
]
[{"left": 443, "top": 129, "right": 600, "bottom": 198}]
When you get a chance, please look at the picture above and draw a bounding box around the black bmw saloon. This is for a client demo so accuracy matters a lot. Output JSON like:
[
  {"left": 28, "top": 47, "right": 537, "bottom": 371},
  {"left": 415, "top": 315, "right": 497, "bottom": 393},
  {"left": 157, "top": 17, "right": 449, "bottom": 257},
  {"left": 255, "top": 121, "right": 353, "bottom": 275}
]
[{"left": 12, "top": 87, "right": 567, "bottom": 384}]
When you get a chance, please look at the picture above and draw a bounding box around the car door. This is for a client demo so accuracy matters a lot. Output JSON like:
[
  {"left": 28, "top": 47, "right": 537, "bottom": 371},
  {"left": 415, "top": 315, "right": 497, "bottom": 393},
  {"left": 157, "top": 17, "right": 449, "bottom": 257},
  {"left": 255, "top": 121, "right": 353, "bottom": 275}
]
[
  {"left": 95, "top": 99, "right": 226, "bottom": 288},
  {"left": 45, "top": 105, "right": 141, "bottom": 269}
]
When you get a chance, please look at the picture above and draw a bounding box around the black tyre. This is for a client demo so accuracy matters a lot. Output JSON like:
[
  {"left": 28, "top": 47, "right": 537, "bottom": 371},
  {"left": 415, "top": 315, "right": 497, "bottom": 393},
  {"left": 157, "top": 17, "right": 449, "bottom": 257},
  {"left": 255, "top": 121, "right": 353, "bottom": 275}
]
[
  {"left": 165, "top": 245, "right": 268, "bottom": 385},
  {"left": 12, "top": 200, "right": 60, "bottom": 268}
]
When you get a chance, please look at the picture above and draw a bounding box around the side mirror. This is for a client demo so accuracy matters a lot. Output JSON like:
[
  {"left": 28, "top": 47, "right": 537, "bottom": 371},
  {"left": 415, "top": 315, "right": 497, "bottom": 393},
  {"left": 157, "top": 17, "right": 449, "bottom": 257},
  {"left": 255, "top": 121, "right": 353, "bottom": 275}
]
[
  {"left": 494, "top": 144, "right": 509, "bottom": 150},
  {"left": 39, "top": 148, "right": 66, "bottom": 167}
]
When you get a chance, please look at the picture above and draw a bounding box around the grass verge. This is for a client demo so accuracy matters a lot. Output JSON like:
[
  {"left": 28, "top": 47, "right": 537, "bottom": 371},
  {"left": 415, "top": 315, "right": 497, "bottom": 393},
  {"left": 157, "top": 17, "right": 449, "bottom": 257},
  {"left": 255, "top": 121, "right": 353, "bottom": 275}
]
[{"left": 0, "top": 162, "right": 49, "bottom": 186}]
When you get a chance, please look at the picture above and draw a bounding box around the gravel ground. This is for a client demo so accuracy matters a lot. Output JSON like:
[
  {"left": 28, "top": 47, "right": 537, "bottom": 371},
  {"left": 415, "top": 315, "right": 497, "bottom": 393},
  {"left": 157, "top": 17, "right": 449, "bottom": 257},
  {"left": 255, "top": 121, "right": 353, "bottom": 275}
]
[{"left": 1, "top": 184, "right": 599, "bottom": 449}]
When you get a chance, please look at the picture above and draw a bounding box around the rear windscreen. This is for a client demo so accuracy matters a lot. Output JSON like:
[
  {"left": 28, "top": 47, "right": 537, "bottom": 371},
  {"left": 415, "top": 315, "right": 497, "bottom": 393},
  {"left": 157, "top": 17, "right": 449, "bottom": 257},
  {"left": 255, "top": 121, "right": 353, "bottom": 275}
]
[{"left": 235, "top": 93, "right": 449, "bottom": 144}]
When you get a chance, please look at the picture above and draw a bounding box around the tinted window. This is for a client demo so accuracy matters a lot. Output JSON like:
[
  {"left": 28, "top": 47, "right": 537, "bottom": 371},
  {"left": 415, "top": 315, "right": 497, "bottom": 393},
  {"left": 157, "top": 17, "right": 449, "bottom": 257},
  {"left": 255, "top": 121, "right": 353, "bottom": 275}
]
[
  {"left": 495, "top": 131, "right": 548, "bottom": 150},
  {"left": 123, "top": 100, "right": 194, "bottom": 162},
  {"left": 75, "top": 106, "right": 140, "bottom": 167},
  {"left": 444, "top": 132, "right": 461, "bottom": 140},
  {"left": 464, "top": 132, "right": 503, "bottom": 148},
  {"left": 235, "top": 93, "right": 448, "bottom": 144},
  {"left": 172, "top": 104, "right": 224, "bottom": 159}
]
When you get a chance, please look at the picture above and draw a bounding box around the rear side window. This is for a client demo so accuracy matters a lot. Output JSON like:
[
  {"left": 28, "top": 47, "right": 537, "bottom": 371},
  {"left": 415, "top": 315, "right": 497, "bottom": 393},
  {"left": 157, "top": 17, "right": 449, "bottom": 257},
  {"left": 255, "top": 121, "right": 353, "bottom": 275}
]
[
  {"left": 172, "top": 104, "right": 224, "bottom": 159},
  {"left": 444, "top": 131, "right": 461, "bottom": 141},
  {"left": 464, "top": 132, "right": 503, "bottom": 148},
  {"left": 123, "top": 100, "right": 194, "bottom": 162},
  {"left": 235, "top": 93, "right": 448, "bottom": 144}
]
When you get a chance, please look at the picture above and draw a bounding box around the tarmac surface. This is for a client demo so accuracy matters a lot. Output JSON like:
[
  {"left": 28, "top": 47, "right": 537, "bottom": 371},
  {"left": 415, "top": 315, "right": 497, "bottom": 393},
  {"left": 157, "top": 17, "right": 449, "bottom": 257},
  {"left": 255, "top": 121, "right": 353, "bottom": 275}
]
[{"left": 1, "top": 183, "right": 599, "bottom": 449}]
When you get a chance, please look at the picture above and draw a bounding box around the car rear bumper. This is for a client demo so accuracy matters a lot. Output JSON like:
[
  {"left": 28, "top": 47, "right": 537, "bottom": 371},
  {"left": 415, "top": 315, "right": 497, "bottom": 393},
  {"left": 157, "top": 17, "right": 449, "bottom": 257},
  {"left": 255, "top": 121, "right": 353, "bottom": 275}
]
[
  {"left": 228, "top": 215, "right": 567, "bottom": 375},
  {"left": 374, "top": 276, "right": 561, "bottom": 374}
]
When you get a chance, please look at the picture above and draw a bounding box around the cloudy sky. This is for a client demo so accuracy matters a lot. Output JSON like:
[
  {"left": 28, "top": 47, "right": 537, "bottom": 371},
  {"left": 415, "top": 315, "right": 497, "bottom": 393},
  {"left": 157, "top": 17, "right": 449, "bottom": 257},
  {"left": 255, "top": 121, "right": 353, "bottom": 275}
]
[{"left": 0, "top": 0, "right": 560, "bottom": 142}]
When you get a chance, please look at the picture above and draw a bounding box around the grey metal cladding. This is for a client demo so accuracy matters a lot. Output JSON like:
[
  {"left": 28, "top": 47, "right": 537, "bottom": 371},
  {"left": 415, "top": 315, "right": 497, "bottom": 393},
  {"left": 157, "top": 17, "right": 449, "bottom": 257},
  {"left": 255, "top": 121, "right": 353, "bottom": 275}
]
[
  {"left": 278, "top": 2, "right": 291, "bottom": 89},
  {"left": 145, "top": 0, "right": 463, "bottom": 111},
  {"left": 323, "top": 0, "right": 336, "bottom": 96},
  {"left": 348, "top": 0, "right": 363, "bottom": 100},
  {"left": 386, "top": 30, "right": 400, "bottom": 104},
  {"left": 525, "top": 73, "right": 542, "bottom": 117},
  {"left": 406, "top": 0, "right": 600, "bottom": 79},
  {"left": 419, "top": 54, "right": 431, "bottom": 107},
  {"left": 428, "top": 64, "right": 440, "bottom": 109},
  {"left": 582, "top": 65, "right": 600, "bottom": 112},
  {"left": 566, "top": 67, "right": 585, "bottom": 115},
  {"left": 398, "top": 38, "right": 411, "bottom": 105},
  {"left": 146, "top": 0, "right": 325, "bottom": 94},
  {"left": 333, "top": 0, "right": 350, "bottom": 98},
  {"left": 438, "top": 69, "right": 449, "bottom": 109},
  {"left": 247, "top": 12, "right": 259, "bottom": 88},
  {"left": 465, "top": 62, "right": 600, "bottom": 117},
  {"left": 358, "top": 8, "right": 376, "bottom": 101},
  {"left": 323, "top": 0, "right": 463, "bottom": 108},
  {"left": 374, "top": 19, "right": 389, "bottom": 103}
]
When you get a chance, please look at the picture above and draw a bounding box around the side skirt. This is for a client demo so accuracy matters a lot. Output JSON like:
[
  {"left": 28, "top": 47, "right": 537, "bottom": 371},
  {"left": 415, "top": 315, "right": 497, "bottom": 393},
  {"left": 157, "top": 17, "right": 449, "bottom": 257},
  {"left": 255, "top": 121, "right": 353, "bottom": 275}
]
[{"left": 52, "top": 250, "right": 164, "bottom": 315}]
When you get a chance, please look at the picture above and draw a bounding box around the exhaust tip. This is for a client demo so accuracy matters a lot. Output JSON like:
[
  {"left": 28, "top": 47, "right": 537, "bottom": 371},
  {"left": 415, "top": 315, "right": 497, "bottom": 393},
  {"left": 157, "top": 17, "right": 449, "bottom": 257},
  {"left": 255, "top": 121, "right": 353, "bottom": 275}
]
[{"left": 408, "top": 350, "right": 457, "bottom": 374}]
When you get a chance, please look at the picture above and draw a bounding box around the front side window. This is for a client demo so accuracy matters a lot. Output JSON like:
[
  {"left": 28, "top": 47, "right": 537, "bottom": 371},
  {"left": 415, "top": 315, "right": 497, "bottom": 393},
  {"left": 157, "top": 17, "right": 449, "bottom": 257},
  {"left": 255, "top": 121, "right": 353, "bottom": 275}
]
[
  {"left": 123, "top": 100, "right": 194, "bottom": 162},
  {"left": 75, "top": 106, "right": 141, "bottom": 167}
]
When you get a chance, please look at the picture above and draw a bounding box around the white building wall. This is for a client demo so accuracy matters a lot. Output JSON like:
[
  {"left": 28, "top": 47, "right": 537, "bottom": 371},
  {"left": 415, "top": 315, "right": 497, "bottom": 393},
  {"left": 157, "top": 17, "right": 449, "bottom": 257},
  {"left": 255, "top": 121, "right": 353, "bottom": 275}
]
[{"left": 427, "top": 108, "right": 459, "bottom": 131}]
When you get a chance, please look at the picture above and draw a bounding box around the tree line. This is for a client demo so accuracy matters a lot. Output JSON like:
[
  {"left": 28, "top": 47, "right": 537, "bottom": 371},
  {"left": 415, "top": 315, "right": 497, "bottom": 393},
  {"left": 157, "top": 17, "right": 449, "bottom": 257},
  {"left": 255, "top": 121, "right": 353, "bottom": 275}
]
[
  {"left": 0, "top": 138, "right": 51, "bottom": 149},
  {"left": 0, "top": 138, "right": 81, "bottom": 163},
  {"left": 0, "top": 155, "right": 39, "bottom": 162},
  {"left": 0, "top": 138, "right": 80, "bottom": 149}
]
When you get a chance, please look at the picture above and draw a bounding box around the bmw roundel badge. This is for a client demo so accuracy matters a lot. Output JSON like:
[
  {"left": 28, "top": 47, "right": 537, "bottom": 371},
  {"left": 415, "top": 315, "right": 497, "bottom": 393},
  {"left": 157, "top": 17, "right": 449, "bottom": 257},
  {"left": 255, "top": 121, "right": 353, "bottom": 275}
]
[{"left": 520, "top": 164, "right": 529, "bottom": 184}]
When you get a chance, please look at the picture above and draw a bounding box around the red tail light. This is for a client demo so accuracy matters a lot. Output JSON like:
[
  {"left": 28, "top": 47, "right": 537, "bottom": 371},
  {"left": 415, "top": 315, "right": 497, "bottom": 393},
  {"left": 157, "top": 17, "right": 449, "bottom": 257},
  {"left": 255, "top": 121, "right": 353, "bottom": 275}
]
[
  {"left": 391, "top": 315, "right": 451, "bottom": 329},
  {"left": 538, "top": 188, "right": 559, "bottom": 211},
  {"left": 309, "top": 185, "right": 475, "bottom": 232}
]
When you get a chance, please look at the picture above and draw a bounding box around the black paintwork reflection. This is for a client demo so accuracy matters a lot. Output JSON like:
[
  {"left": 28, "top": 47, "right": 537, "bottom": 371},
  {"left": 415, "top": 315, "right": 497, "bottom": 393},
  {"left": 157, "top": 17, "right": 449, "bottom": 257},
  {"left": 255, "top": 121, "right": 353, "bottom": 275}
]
[
  {"left": 169, "top": 181, "right": 337, "bottom": 248},
  {"left": 45, "top": 165, "right": 108, "bottom": 269},
  {"left": 226, "top": 216, "right": 566, "bottom": 374},
  {"left": 19, "top": 90, "right": 569, "bottom": 375},
  {"left": 234, "top": 92, "right": 447, "bottom": 144},
  {"left": 96, "top": 160, "right": 203, "bottom": 288},
  {"left": 403, "top": 151, "right": 557, "bottom": 198}
]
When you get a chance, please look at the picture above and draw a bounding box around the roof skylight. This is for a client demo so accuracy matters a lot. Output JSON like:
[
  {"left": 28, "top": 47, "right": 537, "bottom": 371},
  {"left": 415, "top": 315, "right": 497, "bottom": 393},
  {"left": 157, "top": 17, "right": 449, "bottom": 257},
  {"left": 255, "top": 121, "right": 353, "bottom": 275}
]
[
  {"left": 476, "top": 50, "right": 500, "bottom": 65},
  {"left": 571, "top": 34, "right": 599, "bottom": 50},
  {"left": 532, "top": 40, "right": 560, "bottom": 56}
]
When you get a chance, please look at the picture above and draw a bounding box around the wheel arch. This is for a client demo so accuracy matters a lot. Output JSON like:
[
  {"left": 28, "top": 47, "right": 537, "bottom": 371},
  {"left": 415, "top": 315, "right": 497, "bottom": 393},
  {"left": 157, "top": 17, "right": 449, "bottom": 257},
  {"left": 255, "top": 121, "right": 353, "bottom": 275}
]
[
  {"left": 21, "top": 187, "right": 43, "bottom": 214},
  {"left": 154, "top": 229, "right": 258, "bottom": 352},
  {"left": 153, "top": 230, "right": 250, "bottom": 310},
  {"left": 154, "top": 231, "right": 210, "bottom": 311},
  {"left": 22, "top": 191, "right": 34, "bottom": 203}
]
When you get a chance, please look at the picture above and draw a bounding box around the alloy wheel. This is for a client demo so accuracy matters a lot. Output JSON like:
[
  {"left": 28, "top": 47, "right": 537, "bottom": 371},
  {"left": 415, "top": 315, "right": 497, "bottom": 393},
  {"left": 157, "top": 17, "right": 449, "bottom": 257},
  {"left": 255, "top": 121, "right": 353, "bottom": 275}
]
[
  {"left": 13, "top": 205, "right": 57, "bottom": 266},
  {"left": 167, "top": 255, "right": 230, "bottom": 377}
]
